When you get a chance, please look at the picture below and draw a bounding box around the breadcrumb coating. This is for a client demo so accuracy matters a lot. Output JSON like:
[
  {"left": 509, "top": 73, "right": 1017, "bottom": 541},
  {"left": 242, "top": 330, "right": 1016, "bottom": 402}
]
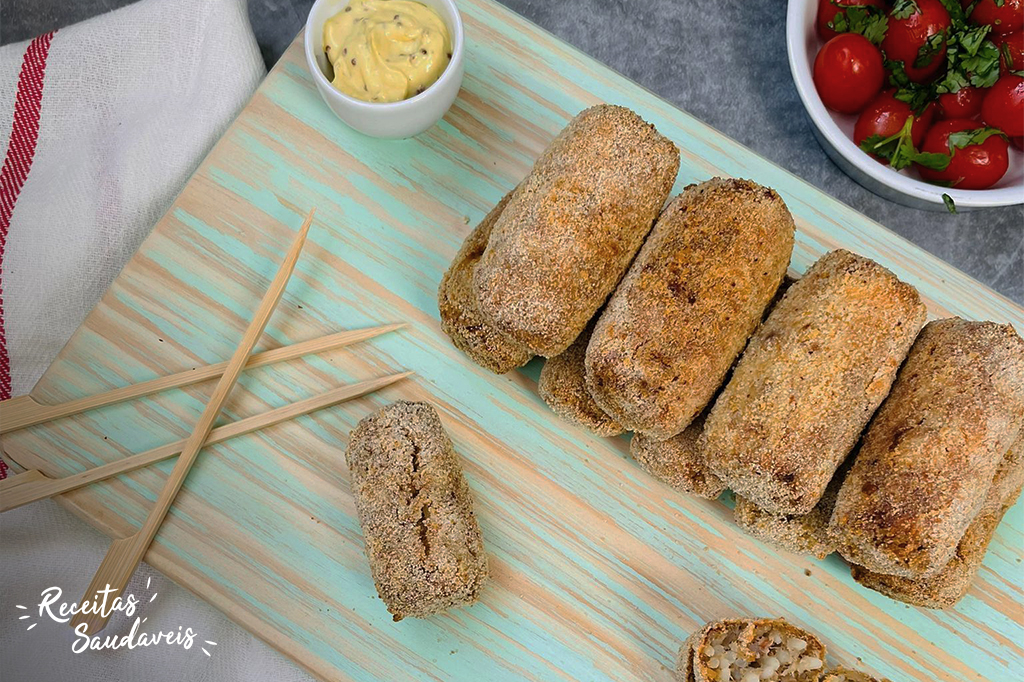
[
  {"left": 631, "top": 414, "right": 725, "bottom": 499},
  {"left": 850, "top": 432, "right": 1023, "bottom": 608},
  {"left": 438, "top": 191, "right": 533, "bottom": 374},
  {"left": 585, "top": 178, "right": 795, "bottom": 440},
  {"left": 538, "top": 322, "right": 623, "bottom": 436},
  {"left": 704, "top": 250, "right": 926, "bottom": 515},
  {"left": 822, "top": 666, "right": 892, "bottom": 682},
  {"left": 829, "top": 318, "right": 1024, "bottom": 578},
  {"left": 474, "top": 104, "right": 680, "bottom": 357},
  {"left": 345, "top": 401, "right": 488, "bottom": 621},
  {"left": 629, "top": 277, "right": 794, "bottom": 501},
  {"left": 733, "top": 463, "right": 843, "bottom": 560}
]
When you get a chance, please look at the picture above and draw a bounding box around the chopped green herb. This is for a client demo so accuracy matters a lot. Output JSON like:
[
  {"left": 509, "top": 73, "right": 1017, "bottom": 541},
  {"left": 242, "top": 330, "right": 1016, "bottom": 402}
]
[
  {"left": 942, "top": 193, "right": 957, "bottom": 213},
  {"left": 934, "top": 24, "right": 1000, "bottom": 93},
  {"left": 915, "top": 31, "right": 947, "bottom": 68},
  {"left": 859, "top": 115, "right": 951, "bottom": 171},
  {"left": 888, "top": 59, "right": 937, "bottom": 112},
  {"left": 962, "top": 39, "right": 1001, "bottom": 87},
  {"left": 829, "top": 6, "right": 889, "bottom": 44},
  {"left": 935, "top": 67, "right": 971, "bottom": 94},
  {"left": 915, "top": 150, "right": 953, "bottom": 170},
  {"left": 959, "top": 24, "right": 991, "bottom": 55},
  {"left": 937, "top": 0, "right": 969, "bottom": 29},
  {"left": 892, "top": 0, "right": 921, "bottom": 19},
  {"left": 947, "top": 126, "right": 1007, "bottom": 153}
]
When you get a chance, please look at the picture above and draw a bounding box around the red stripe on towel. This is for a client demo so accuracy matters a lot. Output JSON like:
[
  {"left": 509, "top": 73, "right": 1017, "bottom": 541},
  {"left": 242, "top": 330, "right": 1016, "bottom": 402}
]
[{"left": 0, "top": 30, "right": 55, "bottom": 478}]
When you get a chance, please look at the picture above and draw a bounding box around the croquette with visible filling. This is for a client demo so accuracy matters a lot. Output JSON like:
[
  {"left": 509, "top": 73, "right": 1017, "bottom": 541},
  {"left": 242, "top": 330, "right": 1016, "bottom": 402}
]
[{"left": 676, "top": 617, "right": 827, "bottom": 682}]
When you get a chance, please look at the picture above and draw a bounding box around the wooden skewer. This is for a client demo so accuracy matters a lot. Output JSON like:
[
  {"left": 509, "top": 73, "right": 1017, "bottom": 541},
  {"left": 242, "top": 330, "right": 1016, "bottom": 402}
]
[
  {"left": 0, "top": 371, "right": 412, "bottom": 513},
  {"left": 0, "top": 323, "right": 404, "bottom": 434},
  {"left": 71, "top": 209, "right": 314, "bottom": 634}
]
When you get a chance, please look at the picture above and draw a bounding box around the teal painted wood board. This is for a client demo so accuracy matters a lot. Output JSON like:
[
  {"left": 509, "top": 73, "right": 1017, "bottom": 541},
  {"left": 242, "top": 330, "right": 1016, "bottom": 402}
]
[{"left": 2, "top": 1, "right": 1021, "bottom": 680}]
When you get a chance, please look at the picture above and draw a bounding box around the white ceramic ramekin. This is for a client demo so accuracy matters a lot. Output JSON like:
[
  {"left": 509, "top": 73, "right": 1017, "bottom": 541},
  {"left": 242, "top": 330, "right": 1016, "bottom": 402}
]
[
  {"left": 786, "top": 0, "right": 1023, "bottom": 210},
  {"left": 304, "top": 0, "right": 465, "bottom": 139}
]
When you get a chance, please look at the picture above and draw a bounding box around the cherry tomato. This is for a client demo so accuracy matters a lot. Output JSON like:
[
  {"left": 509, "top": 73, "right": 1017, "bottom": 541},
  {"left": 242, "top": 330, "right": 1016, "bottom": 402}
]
[
  {"left": 855, "top": 90, "right": 935, "bottom": 155},
  {"left": 1012, "top": 136, "right": 1024, "bottom": 150},
  {"left": 918, "top": 118, "right": 1010, "bottom": 189},
  {"left": 994, "top": 30, "right": 1024, "bottom": 71},
  {"left": 937, "top": 86, "right": 985, "bottom": 119},
  {"left": 882, "top": 0, "right": 951, "bottom": 82},
  {"left": 814, "top": 34, "right": 886, "bottom": 113},
  {"left": 981, "top": 74, "right": 1024, "bottom": 137},
  {"left": 969, "top": 0, "right": 1023, "bottom": 35},
  {"left": 817, "top": 0, "right": 888, "bottom": 40}
]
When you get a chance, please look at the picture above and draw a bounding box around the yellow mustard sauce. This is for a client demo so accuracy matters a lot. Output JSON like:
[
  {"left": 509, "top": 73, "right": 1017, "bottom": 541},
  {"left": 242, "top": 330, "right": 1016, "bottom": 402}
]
[{"left": 323, "top": 0, "right": 452, "bottom": 103}]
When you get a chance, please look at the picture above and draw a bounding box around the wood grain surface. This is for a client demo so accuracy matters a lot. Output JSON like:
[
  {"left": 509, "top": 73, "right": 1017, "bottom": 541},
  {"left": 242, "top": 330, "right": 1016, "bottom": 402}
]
[{"left": 2, "top": 1, "right": 1021, "bottom": 680}]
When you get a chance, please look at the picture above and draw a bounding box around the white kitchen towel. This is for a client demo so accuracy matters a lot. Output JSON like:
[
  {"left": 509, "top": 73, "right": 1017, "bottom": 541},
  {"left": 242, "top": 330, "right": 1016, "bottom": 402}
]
[
  {"left": 0, "top": 0, "right": 314, "bottom": 680},
  {"left": 0, "top": 0, "right": 264, "bottom": 404}
]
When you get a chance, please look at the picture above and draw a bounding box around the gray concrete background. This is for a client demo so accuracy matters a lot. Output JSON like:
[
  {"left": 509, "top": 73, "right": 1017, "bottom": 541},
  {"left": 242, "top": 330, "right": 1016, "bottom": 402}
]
[{"left": 3, "top": 0, "right": 1022, "bottom": 302}]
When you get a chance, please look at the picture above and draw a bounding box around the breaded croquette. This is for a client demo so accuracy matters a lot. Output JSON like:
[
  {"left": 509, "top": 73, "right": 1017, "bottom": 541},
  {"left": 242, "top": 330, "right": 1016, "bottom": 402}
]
[
  {"left": 704, "top": 250, "right": 926, "bottom": 515},
  {"left": 631, "top": 414, "right": 725, "bottom": 499},
  {"left": 586, "top": 177, "right": 795, "bottom": 440},
  {"left": 438, "top": 191, "right": 533, "bottom": 374},
  {"left": 732, "top": 465, "right": 842, "bottom": 560},
  {"left": 829, "top": 319, "right": 1024, "bottom": 578},
  {"left": 850, "top": 432, "right": 1023, "bottom": 608},
  {"left": 474, "top": 104, "right": 679, "bottom": 357},
  {"left": 538, "top": 322, "right": 623, "bottom": 436},
  {"left": 345, "top": 401, "right": 488, "bottom": 621}
]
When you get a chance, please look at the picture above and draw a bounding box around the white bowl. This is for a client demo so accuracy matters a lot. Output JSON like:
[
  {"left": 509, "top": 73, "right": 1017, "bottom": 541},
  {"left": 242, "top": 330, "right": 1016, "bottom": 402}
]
[
  {"left": 786, "top": 0, "right": 1024, "bottom": 210},
  {"left": 304, "top": 0, "right": 465, "bottom": 139}
]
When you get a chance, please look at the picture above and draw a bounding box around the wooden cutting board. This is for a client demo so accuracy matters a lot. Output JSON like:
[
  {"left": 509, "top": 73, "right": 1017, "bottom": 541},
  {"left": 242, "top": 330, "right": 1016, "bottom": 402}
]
[{"left": 3, "top": 1, "right": 1021, "bottom": 680}]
